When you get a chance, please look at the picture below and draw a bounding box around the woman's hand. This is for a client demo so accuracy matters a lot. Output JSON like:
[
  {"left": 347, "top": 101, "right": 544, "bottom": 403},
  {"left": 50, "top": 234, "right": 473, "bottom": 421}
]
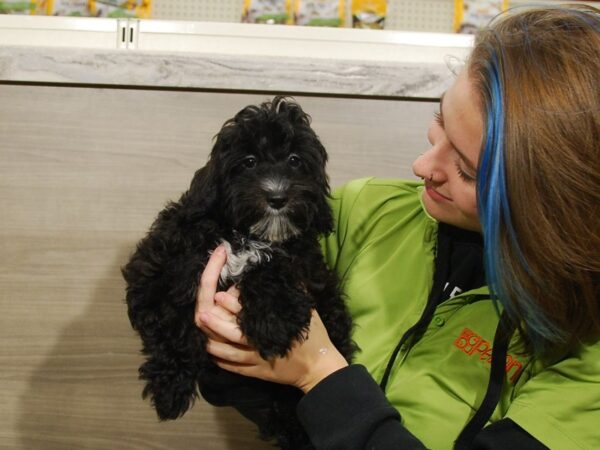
[
  {"left": 195, "top": 245, "right": 240, "bottom": 342},
  {"left": 195, "top": 246, "right": 348, "bottom": 393}
]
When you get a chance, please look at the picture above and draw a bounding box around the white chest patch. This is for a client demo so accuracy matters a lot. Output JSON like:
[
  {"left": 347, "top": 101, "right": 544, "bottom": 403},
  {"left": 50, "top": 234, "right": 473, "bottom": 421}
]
[{"left": 219, "top": 238, "right": 273, "bottom": 285}]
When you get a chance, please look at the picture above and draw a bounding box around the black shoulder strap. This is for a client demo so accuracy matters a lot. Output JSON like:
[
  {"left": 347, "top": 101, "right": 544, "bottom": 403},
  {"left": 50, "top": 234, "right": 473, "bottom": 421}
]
[
  {"left": 454, "top": 310, "right": 515, "bottom": 449},
  {"left": 379, "top": 223, "right": 452, "bottom": 392}
]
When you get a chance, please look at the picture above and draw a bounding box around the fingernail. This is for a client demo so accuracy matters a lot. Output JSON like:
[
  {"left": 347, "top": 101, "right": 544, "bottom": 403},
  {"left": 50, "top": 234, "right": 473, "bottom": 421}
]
[
  {"left": 216, "top": 246, "right": 226, "bottom": 255},
  {"left": 199, "top": 312, "right": 209, "bottom": 323}
]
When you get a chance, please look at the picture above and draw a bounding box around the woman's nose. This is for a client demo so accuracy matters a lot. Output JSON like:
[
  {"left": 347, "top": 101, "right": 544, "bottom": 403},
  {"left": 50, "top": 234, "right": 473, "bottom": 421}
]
[{"left": 412, "top": 152, "right": 429, "bottom": 180}]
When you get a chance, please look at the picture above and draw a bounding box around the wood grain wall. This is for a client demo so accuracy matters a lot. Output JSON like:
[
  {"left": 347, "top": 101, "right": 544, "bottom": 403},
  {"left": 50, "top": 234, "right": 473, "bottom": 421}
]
[{"left": 0, "top": 84, "right": 436, "bottom": 449}]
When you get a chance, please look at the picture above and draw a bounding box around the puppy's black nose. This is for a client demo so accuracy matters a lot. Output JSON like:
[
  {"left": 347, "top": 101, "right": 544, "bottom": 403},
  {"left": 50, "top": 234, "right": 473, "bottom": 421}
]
[{"left": 267, "top": 193, "right": 288, "bottom": 210}]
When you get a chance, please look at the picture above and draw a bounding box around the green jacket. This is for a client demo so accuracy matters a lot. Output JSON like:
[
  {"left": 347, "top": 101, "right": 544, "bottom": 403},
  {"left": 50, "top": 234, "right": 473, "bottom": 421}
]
[{"left": 320, "top": 178, "right": 600, "bottom": 449}]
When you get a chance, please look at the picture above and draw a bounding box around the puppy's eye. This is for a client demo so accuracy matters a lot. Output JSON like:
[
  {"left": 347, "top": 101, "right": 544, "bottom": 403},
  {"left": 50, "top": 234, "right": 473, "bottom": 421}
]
[
  {"left": 288, "top": 154, "right": 301, "bottom": 168},
  {"left": 242, "top": 156, "right": 257, "bottom": 169}
]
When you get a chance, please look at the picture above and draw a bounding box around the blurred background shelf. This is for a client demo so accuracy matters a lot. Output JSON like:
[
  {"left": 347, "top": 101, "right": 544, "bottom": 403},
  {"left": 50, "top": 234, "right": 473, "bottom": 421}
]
[
  {"left": 150, "top": 0, "right": 599, "bottom": 32},
  {"left": 0, "top": 14, "right": 472, "bottom": 98}
]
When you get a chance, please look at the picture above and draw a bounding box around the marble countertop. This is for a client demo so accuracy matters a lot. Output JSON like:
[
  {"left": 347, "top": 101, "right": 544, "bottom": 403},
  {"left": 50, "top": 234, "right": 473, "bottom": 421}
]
[{"left": 0, "top": 16, "right": 473, "bottom": 99}]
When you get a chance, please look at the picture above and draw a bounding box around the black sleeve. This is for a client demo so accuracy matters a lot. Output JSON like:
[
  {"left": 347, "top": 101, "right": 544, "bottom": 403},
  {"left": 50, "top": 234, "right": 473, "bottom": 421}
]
[
  {"left": 472, "top": 419, "right": 549, "bottom": 449},
  {"left": 296, "top": 365, "right": 425, "bottom": 449},
  {"left": 296, "top": 365, "right": 548, "bottom": 450}
]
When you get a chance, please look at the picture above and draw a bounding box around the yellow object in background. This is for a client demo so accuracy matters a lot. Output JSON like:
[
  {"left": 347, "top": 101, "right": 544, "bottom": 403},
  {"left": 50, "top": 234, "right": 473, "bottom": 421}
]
[
  {"left": 454, "top": 0, "right": 509, "bottom": 33},
  {"left": 351, "top": 0, "right": 386, "bottom": 29},
  {"left": 294, "top": 0, "right": 345, "bottom": 27},
  {"left": 90, "top": 0, "right": 151, "bottom": 18}
]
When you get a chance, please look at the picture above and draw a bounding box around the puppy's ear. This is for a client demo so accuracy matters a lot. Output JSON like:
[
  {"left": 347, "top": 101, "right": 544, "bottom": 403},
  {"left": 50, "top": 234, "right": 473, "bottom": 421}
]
[
  {"left": 181, "top": 162, "right": 218, "bottom": 211},
  {"left": 315, "top": 191, "right": 334, "bottom": 236}
]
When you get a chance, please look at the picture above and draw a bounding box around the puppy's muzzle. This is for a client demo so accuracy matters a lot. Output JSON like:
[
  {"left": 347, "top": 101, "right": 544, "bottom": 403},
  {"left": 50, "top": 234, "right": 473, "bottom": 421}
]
[
  {"left": 251, "top": 178, "right": 299, "bottom": 242},
  {"left": 262, "top": 178, "right": 290, "bottom": 212},
  {"left": 267, "top": 192, "right": 288, "bottom": 210}
]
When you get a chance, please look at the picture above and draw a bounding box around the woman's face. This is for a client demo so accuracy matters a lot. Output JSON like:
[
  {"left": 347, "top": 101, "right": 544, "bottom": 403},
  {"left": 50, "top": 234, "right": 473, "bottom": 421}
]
[{"left": 412, "top": 69, "right": 483, "bottom": 232}]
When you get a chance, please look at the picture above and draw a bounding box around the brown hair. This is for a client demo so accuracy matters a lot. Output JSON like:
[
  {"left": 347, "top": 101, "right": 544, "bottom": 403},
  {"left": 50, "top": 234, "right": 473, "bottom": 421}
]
[{"left": 469, "top": 5, "right": 600, "bottom": 355}]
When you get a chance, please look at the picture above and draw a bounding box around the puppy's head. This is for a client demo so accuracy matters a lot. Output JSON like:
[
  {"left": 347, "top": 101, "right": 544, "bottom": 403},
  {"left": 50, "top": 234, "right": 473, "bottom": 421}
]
[{"left": 203, "top": 96, "right": 333, "bottom": 242}]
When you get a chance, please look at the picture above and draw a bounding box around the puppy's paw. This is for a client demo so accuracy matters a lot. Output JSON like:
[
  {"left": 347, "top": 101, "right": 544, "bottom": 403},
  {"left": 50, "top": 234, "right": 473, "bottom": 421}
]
[
  {"left": 242, "top": 312, "right": 310, "bottom": 360},
  {"left": 140, "top": 359, "right": 198, "bottom": 420}
]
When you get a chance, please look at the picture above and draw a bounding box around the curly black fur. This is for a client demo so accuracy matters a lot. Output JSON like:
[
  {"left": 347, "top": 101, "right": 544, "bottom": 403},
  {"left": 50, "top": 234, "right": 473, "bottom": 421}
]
[{"left": 122, "top": 97, "right": 357, "bottom": 449}]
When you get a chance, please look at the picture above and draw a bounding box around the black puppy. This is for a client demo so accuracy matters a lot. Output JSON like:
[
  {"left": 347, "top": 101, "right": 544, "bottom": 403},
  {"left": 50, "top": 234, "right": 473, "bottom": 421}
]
[{"left": 122, "top": 97, "right": 356, "bottom": 449}]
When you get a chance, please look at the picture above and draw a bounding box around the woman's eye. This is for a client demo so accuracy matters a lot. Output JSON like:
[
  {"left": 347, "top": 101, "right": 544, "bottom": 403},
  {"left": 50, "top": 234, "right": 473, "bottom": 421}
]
[
  {"left": 288, "top": 154, "right": 301, "bottom": 168},
  {"left": 433, "top": 110, "right": 444, "bottom": 127},
  {"left": 243, "top": 156, "right": 257, "bottom": 169},
  {"left": 454, "top": 159, "right": 476, "bottom": 183}
]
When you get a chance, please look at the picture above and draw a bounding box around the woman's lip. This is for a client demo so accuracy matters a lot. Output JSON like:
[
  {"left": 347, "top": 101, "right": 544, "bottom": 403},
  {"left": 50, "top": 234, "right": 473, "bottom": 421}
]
[{"left": 425, "top": 184, "right": 452, "bottom": 202}]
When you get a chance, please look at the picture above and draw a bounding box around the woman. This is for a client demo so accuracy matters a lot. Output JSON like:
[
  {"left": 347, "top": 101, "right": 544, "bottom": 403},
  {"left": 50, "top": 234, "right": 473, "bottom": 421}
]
[{"left": 196, "top": 5, "right": 600, "bottom": 449}]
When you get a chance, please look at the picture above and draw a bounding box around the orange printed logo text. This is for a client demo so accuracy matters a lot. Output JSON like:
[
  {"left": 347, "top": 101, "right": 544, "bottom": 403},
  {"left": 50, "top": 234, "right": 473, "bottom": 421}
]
[{"left": 454, "top": 328, "right": 524, "bottom": 384}]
